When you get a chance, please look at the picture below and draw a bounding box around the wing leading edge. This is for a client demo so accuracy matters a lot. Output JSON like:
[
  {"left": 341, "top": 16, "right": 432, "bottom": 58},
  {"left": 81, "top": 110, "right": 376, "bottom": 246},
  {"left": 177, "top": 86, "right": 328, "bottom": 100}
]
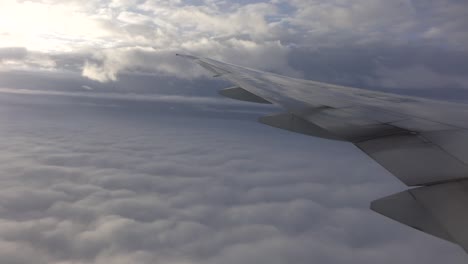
[{"left": 178, "top": 54, "right": 468, "bottom": 253}]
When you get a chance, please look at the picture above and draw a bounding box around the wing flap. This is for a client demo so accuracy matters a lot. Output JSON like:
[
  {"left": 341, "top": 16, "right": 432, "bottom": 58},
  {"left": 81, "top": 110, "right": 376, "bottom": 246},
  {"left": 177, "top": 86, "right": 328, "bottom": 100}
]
[
  {"left": 373, "top": 180, "right": 468, "bottom": 253},
  {"left": 371, "top": 190, "right": 454, "bottom": 243},
  {"left": 259, "top": 112, "right": 344, "bottom": 141},
  {"left": 423, "top": 130, "right": 468, "bottom": 165},
  {"left": 356, "top": 134, "right": 468, "bottom": 186},
  {"left": 300, "top": 107, "right": 409, "bottom": 142},
  {"left": 219, "top": 86, "right": 271, "bottom": 104},
  {"left": 297, "top": 106, "right": 468, "bottom": 186},
  {"left": 411, "top": 180, "right": 468, "bottom": 253}
]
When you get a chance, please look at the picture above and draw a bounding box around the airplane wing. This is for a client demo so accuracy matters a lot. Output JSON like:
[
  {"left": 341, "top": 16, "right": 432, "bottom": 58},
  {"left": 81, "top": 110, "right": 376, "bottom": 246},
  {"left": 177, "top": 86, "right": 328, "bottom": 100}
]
[{"left": 177, "top": 54, "right": 468, "bottom": 253}]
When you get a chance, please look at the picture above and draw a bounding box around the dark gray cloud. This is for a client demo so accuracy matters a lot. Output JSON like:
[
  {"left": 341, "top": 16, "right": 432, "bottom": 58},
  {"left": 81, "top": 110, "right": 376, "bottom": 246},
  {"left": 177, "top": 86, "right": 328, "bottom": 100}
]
[
  {"left": 288, "top": 43, "right": 468, "bottom": 100},
  {"left": 0, "top": 47, "right": 28, "bottom": 61},
  {"left": 2, "top": 42, "right": 468, "bottom": 101}
]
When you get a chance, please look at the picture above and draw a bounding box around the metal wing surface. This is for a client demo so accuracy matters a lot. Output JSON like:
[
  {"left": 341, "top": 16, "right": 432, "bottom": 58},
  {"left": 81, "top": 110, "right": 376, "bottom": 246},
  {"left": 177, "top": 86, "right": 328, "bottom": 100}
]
[{"left": 178, "top": 54, "right": 468, "bottom": 253}]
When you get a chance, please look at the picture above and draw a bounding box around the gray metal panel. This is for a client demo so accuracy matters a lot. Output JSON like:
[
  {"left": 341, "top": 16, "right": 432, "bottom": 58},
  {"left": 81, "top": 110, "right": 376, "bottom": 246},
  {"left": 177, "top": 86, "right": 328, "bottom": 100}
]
[
  {"left": 423, "top": 130, "right": 468, "bottom": 165},
  {"left": 329, "top": 106, "right": 406, "bottom": 124},
  {"left": 410, "top": 181, "right": 468, "bottom": 253},
  {"left": 391, "top": 119, "right": 453, "bottom": 132},
  {"left": 219, "top": 86, "right": 271, "bottom": 104},
  {"left": 259, "top": 113, "right": 343, "bottom": 141},
  {"left": 356, "top": 134, "right": 468, "bottom": 186},
  {"left": 303, "top": 107, "right": 409, "bottom": 142},
  {"left": 371, "top": 190, "right": 454, "bottom": 243}
]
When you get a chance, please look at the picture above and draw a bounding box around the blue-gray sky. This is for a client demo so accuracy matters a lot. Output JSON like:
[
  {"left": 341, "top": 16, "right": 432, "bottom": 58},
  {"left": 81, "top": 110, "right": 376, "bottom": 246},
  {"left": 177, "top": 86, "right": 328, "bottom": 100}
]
[{"left": 0, "top": 0, "right": 468, "bottom": 263}]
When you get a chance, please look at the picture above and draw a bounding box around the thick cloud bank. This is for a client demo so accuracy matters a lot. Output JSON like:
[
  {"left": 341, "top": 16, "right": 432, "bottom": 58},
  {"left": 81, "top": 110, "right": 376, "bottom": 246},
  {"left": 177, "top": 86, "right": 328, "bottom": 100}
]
[
  {"left": 1, "top": 0, "right": 467, "bottom": 94},
  {"left": 0, "top": 94, "right": 465, "bottom": 263}
]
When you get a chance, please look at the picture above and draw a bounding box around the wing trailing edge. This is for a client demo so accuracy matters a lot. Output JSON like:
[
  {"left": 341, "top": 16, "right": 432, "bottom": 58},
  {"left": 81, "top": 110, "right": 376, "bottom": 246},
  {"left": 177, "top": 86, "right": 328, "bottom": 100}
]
[
  {"left": 259, "top": 112, "right": 344, "bottom": 141},
  {"left": 219, "top": 86, "right": 272, "bottom": 104},
  {"left": 372, "top": 180, "right": 468, "bottom": 253}
]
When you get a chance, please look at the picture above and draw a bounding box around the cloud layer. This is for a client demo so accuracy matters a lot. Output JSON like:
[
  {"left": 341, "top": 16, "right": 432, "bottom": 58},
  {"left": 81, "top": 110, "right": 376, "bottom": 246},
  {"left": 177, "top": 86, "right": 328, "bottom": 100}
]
[
  {"left": 0, "top": 93, "right": 465, "bottom": 263},
  {"left": 1, "top": 1, "right": 468, "bottom": 263},
  {"left": 1, "top": 0, "right": 467, "bottom": 92}
]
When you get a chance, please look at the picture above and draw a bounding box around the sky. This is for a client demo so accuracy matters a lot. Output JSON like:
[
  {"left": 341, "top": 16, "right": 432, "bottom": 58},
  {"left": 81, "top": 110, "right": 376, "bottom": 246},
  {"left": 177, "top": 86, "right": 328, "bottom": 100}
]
[{"left": 0, "top": 0, "right": 468, "bottom": 263}]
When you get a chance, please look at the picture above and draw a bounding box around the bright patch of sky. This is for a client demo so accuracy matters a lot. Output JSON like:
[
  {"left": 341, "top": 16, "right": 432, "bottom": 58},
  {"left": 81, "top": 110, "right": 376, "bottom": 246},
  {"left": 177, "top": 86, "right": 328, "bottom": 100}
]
[
  {"left": 0, "top": 0, "right": 467, "bottom": 88},
  {"left": 0, "top": 0, "right": 464, "bottom": 53}
]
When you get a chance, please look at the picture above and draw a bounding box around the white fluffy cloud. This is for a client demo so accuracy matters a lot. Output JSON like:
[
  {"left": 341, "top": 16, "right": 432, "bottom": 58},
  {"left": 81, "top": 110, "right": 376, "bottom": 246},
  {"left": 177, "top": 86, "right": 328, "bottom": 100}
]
[
  {"left": 0, "top": 0, "right": 300, "bottom": 81},
  {"left": 0, "top": 93, "right": 465, "bottom": 263},
  {"left": 1, "top": 0, "right": 467, "bottom": 86}
]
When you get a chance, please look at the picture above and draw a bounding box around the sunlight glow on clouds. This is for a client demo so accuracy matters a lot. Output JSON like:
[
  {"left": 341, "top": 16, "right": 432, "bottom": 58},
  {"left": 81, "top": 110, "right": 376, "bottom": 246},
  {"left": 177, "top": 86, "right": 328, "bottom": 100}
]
[
  {"left": 0, "top": 0, "right": 467, "bottom": 87},
  {"left": 0, "top": 0, "right": 115, "bottom": 52}
]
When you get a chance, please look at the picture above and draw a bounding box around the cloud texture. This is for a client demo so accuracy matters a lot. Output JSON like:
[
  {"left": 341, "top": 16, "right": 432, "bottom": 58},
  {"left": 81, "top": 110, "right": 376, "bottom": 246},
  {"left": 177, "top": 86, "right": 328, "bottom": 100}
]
[
  {"left": 0, "top": 94, "right": 466, "bottom": 263},
  {"left": 1, "top": 1, "right": 468, "bottom": 263},
  {"left": 0, "top": 0, "right": 467, "bottom": 92}
]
